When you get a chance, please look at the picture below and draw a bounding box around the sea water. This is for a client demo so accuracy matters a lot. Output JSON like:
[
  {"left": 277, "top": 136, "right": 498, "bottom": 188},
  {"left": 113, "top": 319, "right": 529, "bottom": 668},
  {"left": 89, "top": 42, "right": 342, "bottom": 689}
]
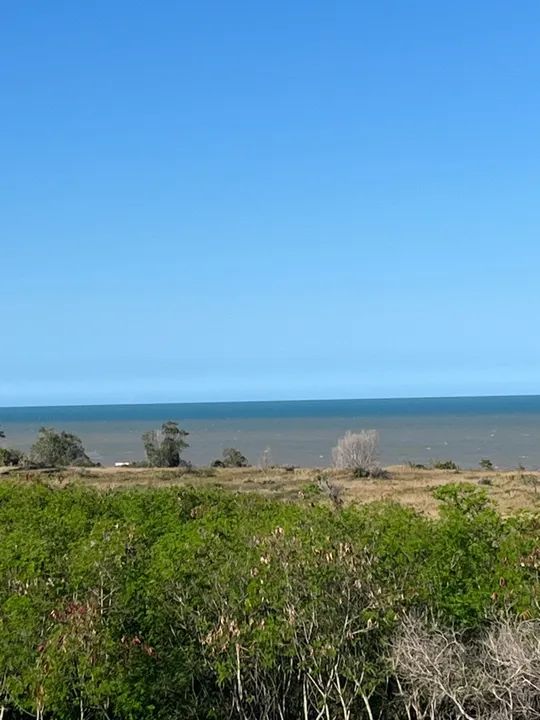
[{"left": 1, "top": 396, "right": 540, "bottom": 468}]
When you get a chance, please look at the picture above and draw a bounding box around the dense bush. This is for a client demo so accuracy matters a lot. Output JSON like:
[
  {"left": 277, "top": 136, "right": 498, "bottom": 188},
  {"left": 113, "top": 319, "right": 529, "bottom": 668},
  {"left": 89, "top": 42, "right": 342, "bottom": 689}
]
[
  {"left": 0, "top": 446, "right": 24, "bottom": 466},
  {"left": 432, "top": 459, "right": 460, "bottom": 471},
  {"left": 212, "top": 447, "right": 249, "bottom": 468},
  {"left": 0, "top": 428, "right": 24, "bottom": 466},
  {"left": 0, "top": 481, "right": 539, "bottom": 719},
  {"left": 30, "top": 426, "right": 95, "bottom": 467}
]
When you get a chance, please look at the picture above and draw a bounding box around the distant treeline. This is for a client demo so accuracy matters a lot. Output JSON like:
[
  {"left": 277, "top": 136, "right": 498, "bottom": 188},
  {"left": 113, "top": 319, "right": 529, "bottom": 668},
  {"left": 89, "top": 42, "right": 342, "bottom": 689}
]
[
  {"left": 1, "top": 480, "right": 540, "bottom": 718},
  {"left": 1, "top": 424, "right": 513, "bottom": 473},
  {"left": 0, "top": 423, "right": 249, "bottom": 469}
]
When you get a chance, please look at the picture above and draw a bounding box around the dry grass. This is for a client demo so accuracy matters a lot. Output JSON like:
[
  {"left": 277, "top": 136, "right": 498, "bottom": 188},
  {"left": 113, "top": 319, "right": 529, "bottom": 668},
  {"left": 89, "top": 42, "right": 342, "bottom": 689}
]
[{"left": 1, "top": 463, "right": 540, "bottom": 516}]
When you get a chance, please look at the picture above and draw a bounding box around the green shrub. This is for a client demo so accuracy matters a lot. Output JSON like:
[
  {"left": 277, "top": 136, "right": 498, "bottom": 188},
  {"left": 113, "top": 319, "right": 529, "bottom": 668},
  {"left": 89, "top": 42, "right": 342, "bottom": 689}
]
[
  {"left": 212, "top": 447, "right": 249, "bottom": 468},
  {"left": 29, "top": 426, "right": 95, "bottom": 467},
  {"left": 0, "top": 447, "right": 24, "bottom": 466},
  {"left": 0, "top": 481, "right": 538, "bottom": 719},
  {"left": 352, "top": 465, "right": 389, "bottom": 479},
  {"left": 352, "top": 466, "right": 370, "bottom": 478},
  {"left": 300, "top": 481, "right": 323, "bottom": 498},
  {"left": 432, "top": 459, "right": 460, "bottom": 471}
]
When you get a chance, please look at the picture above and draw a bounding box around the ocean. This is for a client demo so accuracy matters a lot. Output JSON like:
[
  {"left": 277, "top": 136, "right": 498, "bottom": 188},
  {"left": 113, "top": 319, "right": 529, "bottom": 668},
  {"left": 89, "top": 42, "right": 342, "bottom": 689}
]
[{"left": 1, "top": 395, "right": 540, "bottom": 469}]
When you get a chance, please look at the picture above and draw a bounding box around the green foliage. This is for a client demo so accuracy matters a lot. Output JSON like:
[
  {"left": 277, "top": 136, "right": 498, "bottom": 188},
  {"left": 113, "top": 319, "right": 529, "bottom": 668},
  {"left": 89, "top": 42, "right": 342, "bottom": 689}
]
[
  {"left": 432, "top": 459, "right": 460, "bottom": 471},
  {"left": 352, "top": 465, "right": 389, "bottom": 479},
  {"left": 142, "top": 421, "right": 189, "bottom": 467},
  {"left": 427, "top": 484, "right": 504, "bottom": 624},
  {"left": 352, "top": 466, "right": 370, "bottom": 478},
  {"left": 433, "top": 482, "right": 492, "bottom": 515},
  {"left": 214, "top": 447, "right": 249, "bottom": 467},
  {"left": 30, "top": 426, "right": 95, "bottom": 467},
  {"left": 0, "top": 481, "right": 539, "bottom": 718},
  {"left": 300, "top": 481, "right": 323, "bottom": 498},
  {"left": 225, "top": 447, "right": 248, "bottom": 467},
  {"left": 479, "top": 457, "right": 494, "bottom": 470},
  {"left": 0, "top": 447, "right": 24, "bottom": 466}
]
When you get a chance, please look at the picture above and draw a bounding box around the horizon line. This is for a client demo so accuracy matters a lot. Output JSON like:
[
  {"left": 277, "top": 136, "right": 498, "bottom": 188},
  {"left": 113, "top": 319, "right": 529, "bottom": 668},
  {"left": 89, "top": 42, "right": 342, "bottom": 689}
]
[{"left": 1, "top": 392, "right": 540, "bottom": 411}]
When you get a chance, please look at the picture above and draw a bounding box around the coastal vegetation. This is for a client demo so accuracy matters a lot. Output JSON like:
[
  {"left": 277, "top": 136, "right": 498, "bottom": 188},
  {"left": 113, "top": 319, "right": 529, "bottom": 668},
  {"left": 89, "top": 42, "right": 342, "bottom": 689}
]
[
  {"left": 0, "top": 422, "right": 194, "bottom": 470},
  {"left": 141, "top": 421, "right": 190, "bottom": 468},
  {"left": 29, "top": 427, "right": 96, "bottom": 468},
  {"left": 432, "top": 459, "right": 461, "bottom": 471},
  {"left": 212, "top": 447, "right": 249, "bottom": 468},
  {"left": 0, "top": 428, "right": 22, "bottom": 467},
  {"left": 0, "top": 479, "right": 540, "bottom": 718},
  {"left": 0, "top": 423, "right": 527, "bottom": 485},
  {"left": 331, "top": 429, "right": 380, "bottom": 475},
  {"left": 0, "top": 446, "right": 24, "bottom": 467},
  {"left": 2, "top": 423, "right": 540, "bottom": 716},
  {"left": 480, "top": 457, "right": 495, "bottom": 471},
  {"left": 2, "top": 422, "right": 540, "bottom": 516}
]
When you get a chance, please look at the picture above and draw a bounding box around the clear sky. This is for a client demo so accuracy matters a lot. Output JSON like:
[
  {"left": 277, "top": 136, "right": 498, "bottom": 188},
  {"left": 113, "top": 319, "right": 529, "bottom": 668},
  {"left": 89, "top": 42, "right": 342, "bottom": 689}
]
[{"left": 2, "top": 1, "right": 540, "bottom": 406}]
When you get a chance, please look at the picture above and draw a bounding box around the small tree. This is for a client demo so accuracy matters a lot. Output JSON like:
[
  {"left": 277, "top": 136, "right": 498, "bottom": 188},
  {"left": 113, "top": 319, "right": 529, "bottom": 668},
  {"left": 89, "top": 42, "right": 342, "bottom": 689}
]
[
  {"left": 222, "top": 448, "right": 248, "bottom": 467},
  {"left": 332, "top": 430, "right": 380, "bottom": 473},
  {"left": 479, "top": 458, "right": 494, "bottom": 471},
  {"left": 0, "top": 428, "right": 5, "bottom": 439},
  {"left": 0, "top": 447, "right": 24, "bottom": 466},
  {"left": 30, "top": 427, "right": 95, "bottom": 467},
  {"left": 142, "top": 421, "right": 189, "bottom": 467}
]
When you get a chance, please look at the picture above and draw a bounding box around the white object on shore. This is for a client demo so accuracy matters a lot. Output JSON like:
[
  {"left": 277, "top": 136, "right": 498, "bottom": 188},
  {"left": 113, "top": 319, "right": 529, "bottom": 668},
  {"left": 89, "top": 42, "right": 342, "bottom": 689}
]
[{"left": 114, "top": 461, "right": 131, "bottom": 467}]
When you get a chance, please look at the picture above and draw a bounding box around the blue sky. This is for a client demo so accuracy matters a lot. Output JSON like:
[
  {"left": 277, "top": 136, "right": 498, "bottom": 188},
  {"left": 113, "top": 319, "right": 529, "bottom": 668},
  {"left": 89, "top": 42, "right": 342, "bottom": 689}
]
[{"left": 2, "top": 1, "right": 540, "bottom": 406}]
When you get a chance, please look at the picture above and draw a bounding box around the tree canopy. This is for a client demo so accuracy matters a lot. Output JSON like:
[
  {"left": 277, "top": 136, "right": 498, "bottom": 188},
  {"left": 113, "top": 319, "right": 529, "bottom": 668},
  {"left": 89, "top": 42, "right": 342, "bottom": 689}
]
[
  {"left": 30, "top": 426, "right": 95, "bottom": 467},
  {"left": 142, "top": 421, "right": 189, "bottom": 467},
  {"left": 213, "top": 447, "right": 249, "bottom": 468}
]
